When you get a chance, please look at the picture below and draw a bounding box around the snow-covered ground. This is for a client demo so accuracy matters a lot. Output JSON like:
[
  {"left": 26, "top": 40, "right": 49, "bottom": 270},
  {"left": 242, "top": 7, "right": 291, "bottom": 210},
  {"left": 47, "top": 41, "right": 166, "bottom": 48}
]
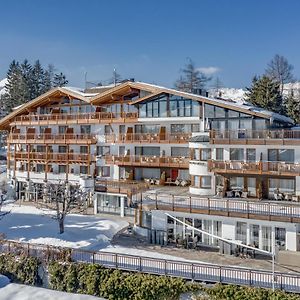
[
  {"left": 2, "top": 204, "right": 128, "bottom": 250},
  {"left": 0, "top": 274, "right": 104, "bottom": 300}
]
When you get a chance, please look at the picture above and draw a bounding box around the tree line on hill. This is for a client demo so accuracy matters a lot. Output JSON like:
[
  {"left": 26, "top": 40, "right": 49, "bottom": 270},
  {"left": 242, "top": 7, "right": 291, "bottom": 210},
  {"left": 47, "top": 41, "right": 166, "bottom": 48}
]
[
  {"left": 0, "top": 59, "right": 68, "bottom": 113},
  {"left": 175, "top": 55, "right": 300, "bottom": 124}
]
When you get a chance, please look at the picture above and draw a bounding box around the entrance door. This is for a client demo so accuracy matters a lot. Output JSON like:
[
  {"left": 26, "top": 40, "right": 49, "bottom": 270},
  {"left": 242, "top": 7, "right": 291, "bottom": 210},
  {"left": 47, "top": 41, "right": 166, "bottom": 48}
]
[{"left": 171, "top": 169, "right": 178, "bottom": 181}]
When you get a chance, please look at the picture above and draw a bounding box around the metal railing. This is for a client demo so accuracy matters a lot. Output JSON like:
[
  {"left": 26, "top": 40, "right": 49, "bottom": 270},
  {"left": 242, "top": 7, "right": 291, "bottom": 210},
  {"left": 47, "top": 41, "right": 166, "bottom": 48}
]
[
  {"left": 141, "top": 193, "right": 300, "bottom": 222},
  {"left": 210, "top": 129, "right": 300, "bottom": 143},
  {"left": 95, "top": 180, "right": 149, "bottom": 195},
  {"left": 0, "top": 239, "right": 299, "bottom": 292}
]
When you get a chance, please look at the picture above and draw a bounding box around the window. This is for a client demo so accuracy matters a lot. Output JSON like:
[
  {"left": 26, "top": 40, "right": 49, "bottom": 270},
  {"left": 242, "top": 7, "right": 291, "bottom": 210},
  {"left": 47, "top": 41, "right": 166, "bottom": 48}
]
[
  {"left": 246, "top": 149, "right": 256, "bottom": 161},
  {"left": 58, "top": 146, "right": 67, "bottom": 153},
  {"left": 205, "top": 104, "right": 215, "bottom": 118},
  {"left": 216, "top": 148, "right": 224, "bottom": 160},
  {"left": 97, "top": 146, "right": 110, "bottom": 156},
  {"left": 36, "top": 164, "right": 45, "bottom": 173},
  {"left": 250, "top": 224, "right": 259, "bottom": 248},
  {"left": 215, "top": 107, "right": 225, "bottom": 118},
  {"left": 80, "top": 125, "right": 91, "bottom": 134},
  {"left": 201, "top": 176, "right": 211, "bottom": 188},
  {"left": 194, "top": 149, "right": 200, "bottom": 160},
  {"left": 269, "top": 178, "right": 295, "bottom": 197},
  {"left": 80, "top": 146, "right": 88, "bottom": 154},
  {"left": 236, "top": 222, "right": 247, "bottom": 244},
  {"left": 268, "top": 149, "right": 294, "bottom": 163},
  {"left": 58, "top": 165, "right": 67, "bottom": 173},
  {"left": 191, "top": 124, "right": 200, "bottom": 132},
  {"left": 275, "top": 227, "right": 286, "bottom": 250},
  {"left": 104, "top": 125, "right": 112, "bottom": 134},
  {"left": 228, "top": 110, "right": 239, "bottom": 118},
  {"left": 230, "top": 177, "right": 244, "bottom": 189},
  {"left": 39, "top": 126, "right": 48, "bottom": 134},
  {"left": 80, "top": 166, "right": 88, "bottom": 174},
  {"left": 200, "top": 149, "right": 211, "bottom": 161},
  {"left": 230, "top": 148, "right": 244, "bottom": 161},
  {"left": 262, "top": 226, "right": 272, "bottom": 252},
  {"left": 100, "top": 166, "right": 110, "bottom": 177},
  {"left": 171, "top": 147, "right": 189, "bottom": 157},
  {"left": 58, "top": 126, "right": 67, "bottom": 134},
  {"left": 36, "top": 145, "right": 46, "bottom": 152}
]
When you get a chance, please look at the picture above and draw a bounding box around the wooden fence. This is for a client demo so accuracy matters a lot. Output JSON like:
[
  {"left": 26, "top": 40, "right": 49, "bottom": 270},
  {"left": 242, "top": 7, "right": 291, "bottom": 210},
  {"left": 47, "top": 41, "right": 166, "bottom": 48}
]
[{"left": 0, "top": 239, "right": 300, "bottom": 293}]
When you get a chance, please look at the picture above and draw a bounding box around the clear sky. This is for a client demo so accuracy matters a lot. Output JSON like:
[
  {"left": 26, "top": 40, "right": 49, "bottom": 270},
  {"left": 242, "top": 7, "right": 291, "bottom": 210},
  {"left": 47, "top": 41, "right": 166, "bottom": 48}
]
[{"left": 1, "top": 0, "right": 300, "bottom": 89}]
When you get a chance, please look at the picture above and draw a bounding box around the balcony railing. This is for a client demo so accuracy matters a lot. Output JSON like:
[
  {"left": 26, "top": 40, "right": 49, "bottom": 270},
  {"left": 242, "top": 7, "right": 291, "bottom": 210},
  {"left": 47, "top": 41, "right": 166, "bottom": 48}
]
[
  {"left": 95, "top": 180, "right": 149, "bottom": 196},
  {"left": 210, "top": 129, "right": 300, "bottom": 145},
  {"left": 104, "top": 155, "right": 190, "bottom": 168},
  {"left": 12, "top": 152, "right": 95, "bottom": 162},
  {"left": 13, "top": 112, "right": 139, "bottom": 125},
  {"left": 208, "top": 160, "right": 300, "bottom": 176},
  {"left": 105, "top": 133, "right": 191, "bottom": 144},
  {"left": 8, "top": 133, "right": 97, "bottom": 144}
]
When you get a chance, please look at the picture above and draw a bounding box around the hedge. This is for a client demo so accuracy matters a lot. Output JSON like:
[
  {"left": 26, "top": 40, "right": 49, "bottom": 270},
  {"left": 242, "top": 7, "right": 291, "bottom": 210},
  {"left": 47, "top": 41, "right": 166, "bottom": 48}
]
[
  {"left": 195, "top": 284, "right": 300, "bottom": 300},
  {"left": 0, "top": 253, "right": 40, "bottom": 285},
  {"left": 48, "top": 261, "right": 196, "bottom": 300}
]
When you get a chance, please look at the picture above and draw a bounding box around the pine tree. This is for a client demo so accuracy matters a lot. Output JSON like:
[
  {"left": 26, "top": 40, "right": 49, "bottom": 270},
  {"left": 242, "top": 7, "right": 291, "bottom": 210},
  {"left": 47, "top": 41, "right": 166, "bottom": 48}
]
[
  {"left": 31, "top": 60, "right": 45, "bottom": 99},
  {"left": 245, "top": 75, "right": 283, "bottom": 114},
  {"left": 175, "top": 58, "right": 211, "bottom": 93},
  {"left": 4, "top": 60, "right": 29, "bottom": 112},
  {"left": 285, "top": 90, "right": 300, "bottom": 124},
  {"left": 43, "top": 64, "right": 55, "bottom": 92},
  {"left": 53, "top": 72, "right": 68, "bottom": 87}
]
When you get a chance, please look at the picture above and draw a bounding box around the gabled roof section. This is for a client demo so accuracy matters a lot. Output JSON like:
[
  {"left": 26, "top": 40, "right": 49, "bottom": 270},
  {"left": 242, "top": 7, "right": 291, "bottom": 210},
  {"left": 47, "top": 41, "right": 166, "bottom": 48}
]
[{"left": 0, "top": 87, "right": 90, "bottom": 130}]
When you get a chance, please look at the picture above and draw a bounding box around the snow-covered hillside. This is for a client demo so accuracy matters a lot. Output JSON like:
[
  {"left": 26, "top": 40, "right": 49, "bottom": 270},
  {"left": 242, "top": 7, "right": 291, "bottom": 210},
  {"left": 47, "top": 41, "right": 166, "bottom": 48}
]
[
  {"left": 0, "top": 78, "right": 7, "bottom": 97},
  {"left": 208, "top": 81, "right": 300, "bottom": 105}
]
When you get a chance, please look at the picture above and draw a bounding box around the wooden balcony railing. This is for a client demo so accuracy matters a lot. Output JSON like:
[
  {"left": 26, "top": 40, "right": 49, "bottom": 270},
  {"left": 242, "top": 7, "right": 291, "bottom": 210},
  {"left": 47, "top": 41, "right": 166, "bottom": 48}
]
[
  {"left": 105, "top": 133, "right": 191, "bottom": 144},
  {"left": 207, "top": 160, "right": 300, "bottom": 176},
  {"left": 104, "top": 155, "right": 190, "bottom": 168},
  {"left": 12, "top": 152, "right": 95, "bottom": 163},
  {"left": 95, "top": 180, "right": 149, "bottom": 196},
  {"left": 13, "top": 112, "right": 139, "bottom": 125},
  {"left": 8, "top": 133, "right": 97, "bottom": 144},
  {"left": 210, "top": 129, "right": 300, "bottom": 145}
]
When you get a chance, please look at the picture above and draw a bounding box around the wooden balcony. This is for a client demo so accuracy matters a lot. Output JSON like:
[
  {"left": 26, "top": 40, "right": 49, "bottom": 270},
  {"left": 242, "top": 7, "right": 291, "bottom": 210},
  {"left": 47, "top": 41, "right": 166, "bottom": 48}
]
[
  {"left": 12, "top": 152, "right": 95, "bottom": 163},
  {"left": 208, "top": 160, "right": 300, "bottom": 176},
  {"left": 8, "top": 133, "right": 97, "bottom": 144},
  {"left": 105, "top": 133, "right": 191, "bottom": 144},
  {"left": 104, "top": 155, "right": 190, "bottom": 168},
  {"left": 210, "top": 129, "right": 300, "bottom": 145},
  {"left": 12, "top": 112, "right": 138, "bottom": 126},
  {"left": 95, "top": 180, "right": 149, "bottom": 197}
]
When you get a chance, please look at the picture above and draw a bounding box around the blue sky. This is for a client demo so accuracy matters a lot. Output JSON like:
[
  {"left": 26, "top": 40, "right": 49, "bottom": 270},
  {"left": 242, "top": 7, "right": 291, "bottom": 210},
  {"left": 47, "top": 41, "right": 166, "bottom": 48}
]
[{"left": 0, "top": 0, "right": 300, "bottom": 88}]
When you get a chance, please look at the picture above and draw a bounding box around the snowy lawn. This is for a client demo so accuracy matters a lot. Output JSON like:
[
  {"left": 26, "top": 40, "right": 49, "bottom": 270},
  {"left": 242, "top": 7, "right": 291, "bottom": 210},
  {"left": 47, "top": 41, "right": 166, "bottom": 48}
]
[
  {"left": 1, "top": 204, "right": 128, "bottom": 250},
  {"left": 0, "top": 274, "right": 105, "bottom": 300}
]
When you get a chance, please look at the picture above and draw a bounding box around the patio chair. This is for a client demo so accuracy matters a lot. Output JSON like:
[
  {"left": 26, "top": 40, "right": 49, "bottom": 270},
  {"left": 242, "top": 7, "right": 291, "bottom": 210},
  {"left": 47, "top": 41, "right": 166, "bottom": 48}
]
[{"left": 241, "top": 191, "right": 249, "bottom": 198}]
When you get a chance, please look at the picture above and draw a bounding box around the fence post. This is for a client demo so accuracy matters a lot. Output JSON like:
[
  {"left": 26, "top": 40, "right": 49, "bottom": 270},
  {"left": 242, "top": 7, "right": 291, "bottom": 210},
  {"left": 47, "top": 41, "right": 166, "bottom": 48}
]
[
  {"left": 92, "top": 252, "right": 95, "bottom": 264},
  {"left": 115, "top": 254, "right": 118, "bottom": 268},
  {"left": 219, "top": 266, "right": 222, "bottom": 283},
  {"left": 249, "top": 269, "right": 252, "bottom": 286},
  {"left": 139, "top": 256, "right": 142, "bottom": 272},
  {"left": 191, "top": 263, "right": 194, "bottom": 282},
  {"left": 164, "top": 260, "right": 167, "bottom": 276}
]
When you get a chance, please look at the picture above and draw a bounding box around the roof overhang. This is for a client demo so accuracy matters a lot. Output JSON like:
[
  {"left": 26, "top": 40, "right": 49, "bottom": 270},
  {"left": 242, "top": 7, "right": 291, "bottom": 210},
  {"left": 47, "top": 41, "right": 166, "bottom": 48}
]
[{"left": 0, "top": 87, "right": 90, "bottom": 130}]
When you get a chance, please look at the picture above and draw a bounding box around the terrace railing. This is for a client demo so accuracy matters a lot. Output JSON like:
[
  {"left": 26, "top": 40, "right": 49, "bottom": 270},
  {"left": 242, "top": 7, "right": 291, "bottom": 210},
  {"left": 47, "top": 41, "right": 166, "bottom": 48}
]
[{"left": 0, "top": 239, "right": 299, "bottom": 293}]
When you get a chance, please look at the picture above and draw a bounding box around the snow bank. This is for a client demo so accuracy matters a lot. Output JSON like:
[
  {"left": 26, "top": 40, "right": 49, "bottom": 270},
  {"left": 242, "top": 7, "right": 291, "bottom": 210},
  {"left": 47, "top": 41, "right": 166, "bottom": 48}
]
[{"left": 0, "top": 283, "right": 105, "bottom": 300}]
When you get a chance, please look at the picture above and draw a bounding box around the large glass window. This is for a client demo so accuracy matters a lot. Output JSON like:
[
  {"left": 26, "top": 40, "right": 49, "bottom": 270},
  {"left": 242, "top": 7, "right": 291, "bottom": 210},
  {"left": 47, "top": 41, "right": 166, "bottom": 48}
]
[
  {"left": 200, "top": 149, "right": 211, "bottom": 161},
  {"left": 171, "top": 147, "right": 189, "bottom": 157},
  {"left": 216, "top": 148, "right": 224, "bottom": 160},
  {"left": 275, "top": 227, "right": 286, "bottom": 250},
  {"left": 236, "top": 222, "right": 247, "bottom": 244},
  {"left": 269, "top": 178, "right": 295, "bottom": 197},
  {"left": 230, "top": 148, "right": 244, "bottom": 161},
  {"left": 268, "top": 149, "right": 294, "bottom": 163},
  {"left": 201, "top": 176, "right": 212, "bottom": 188},
  {"left": 246, "top": 149, "right": 256, "bottom": 161},
  {"left": 250, "top": 224, "right": 259, "bottom": 248},
  {"left": 262, "top": 226, "right": 272, "bottom": 252}
]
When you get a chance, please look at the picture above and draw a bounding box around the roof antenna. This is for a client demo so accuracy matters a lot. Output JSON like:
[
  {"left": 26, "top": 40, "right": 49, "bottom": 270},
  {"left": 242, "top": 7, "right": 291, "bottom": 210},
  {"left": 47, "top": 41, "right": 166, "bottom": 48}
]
[
  {"left": 84, "top": 72, "right": 87, "bottom": 89},
  {"left": 113, "top": 68, "right": 117, "bottom": 87}
]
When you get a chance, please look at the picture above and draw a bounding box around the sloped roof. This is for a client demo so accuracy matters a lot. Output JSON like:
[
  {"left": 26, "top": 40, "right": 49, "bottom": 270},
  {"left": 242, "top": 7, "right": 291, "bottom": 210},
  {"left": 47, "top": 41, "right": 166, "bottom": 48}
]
[{"left": 0, "top": 87, "right": 90, "bottom": 130}]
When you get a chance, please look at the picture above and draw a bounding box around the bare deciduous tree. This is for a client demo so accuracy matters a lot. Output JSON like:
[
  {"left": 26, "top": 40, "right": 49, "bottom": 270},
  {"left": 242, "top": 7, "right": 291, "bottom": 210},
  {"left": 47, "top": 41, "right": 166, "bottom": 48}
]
[
  {"left": 43, "top": 181, "right": 89, "bottom": 234},
  {"left": 265, "top": 54, "right": 295, "bottom": 94},
  {"left": 175, "top": 58, "right": 211, "bottom": 93}
]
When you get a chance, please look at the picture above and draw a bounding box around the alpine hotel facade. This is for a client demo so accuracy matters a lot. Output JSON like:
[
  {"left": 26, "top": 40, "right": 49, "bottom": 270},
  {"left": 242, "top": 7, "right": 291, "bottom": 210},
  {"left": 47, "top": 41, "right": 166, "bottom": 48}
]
[{"left": 1, "top": 80, "right": 300, "bottom": 255}]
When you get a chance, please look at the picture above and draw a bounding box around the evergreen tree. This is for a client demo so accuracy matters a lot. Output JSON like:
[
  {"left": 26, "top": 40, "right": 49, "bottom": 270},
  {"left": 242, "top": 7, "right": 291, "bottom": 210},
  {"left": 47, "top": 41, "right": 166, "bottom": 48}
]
[
  {"left": 245, "top": 75, "right": 283, "bottom": 114},
  {"left": 4, "top": 60, "right": 29, "bottom": 112},
  {"left": 285, "top": 90, "right": 300, "bottom": 124},
  {"left": 53, "top": 72, "right": 68, "bottom": 87},
  {"left": 31, "top": 60, "right": 45, "bottom": 99},
  {"left": 43, "top": 64, "right": 55, "bottom": 92},
  {"left": 175, "top": 58, "right": 211, "bottom": 93}
]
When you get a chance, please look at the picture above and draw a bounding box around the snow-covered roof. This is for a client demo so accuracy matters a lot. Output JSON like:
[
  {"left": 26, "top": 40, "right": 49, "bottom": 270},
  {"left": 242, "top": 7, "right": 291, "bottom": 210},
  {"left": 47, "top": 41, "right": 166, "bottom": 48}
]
[{"left": 62, "top": 86, "right": 98, "bottom": 98}]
